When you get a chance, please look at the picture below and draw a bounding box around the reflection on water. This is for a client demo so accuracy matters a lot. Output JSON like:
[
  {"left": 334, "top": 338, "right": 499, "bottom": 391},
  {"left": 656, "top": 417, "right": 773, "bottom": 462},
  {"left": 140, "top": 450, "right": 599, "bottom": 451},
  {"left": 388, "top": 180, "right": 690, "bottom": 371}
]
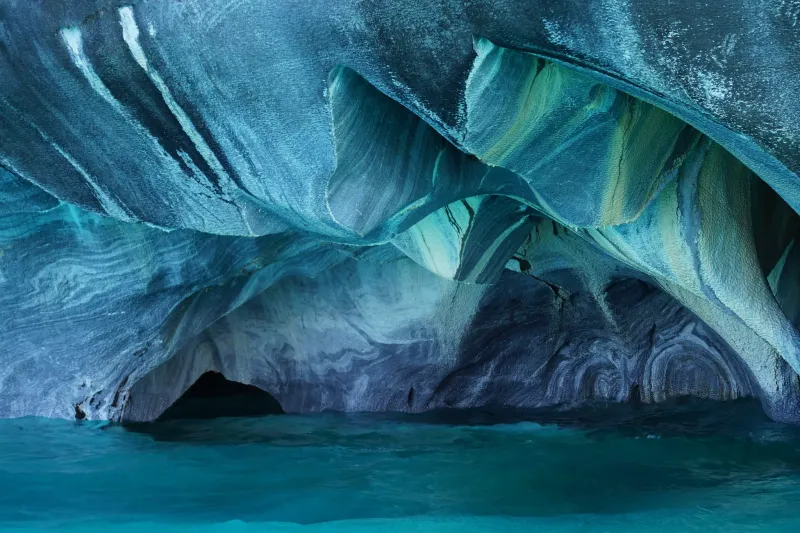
[{"left": 1, "top": 398, "right": 799, "bottom": 532}]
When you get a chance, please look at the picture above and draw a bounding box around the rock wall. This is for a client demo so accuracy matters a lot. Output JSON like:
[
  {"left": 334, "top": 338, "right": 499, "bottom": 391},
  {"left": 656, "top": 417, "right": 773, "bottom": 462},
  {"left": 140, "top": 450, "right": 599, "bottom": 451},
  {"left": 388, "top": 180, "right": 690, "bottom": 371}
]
[{"left": 1, "top": 1, "right": 799, "bottom": 421}]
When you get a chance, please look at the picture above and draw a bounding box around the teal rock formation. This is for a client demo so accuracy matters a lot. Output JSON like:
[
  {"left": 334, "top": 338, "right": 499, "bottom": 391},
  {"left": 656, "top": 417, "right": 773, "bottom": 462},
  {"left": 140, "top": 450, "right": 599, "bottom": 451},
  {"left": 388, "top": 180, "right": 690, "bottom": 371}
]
[{"left": 1, "top": 1, "right": 799, "bottom": 422}]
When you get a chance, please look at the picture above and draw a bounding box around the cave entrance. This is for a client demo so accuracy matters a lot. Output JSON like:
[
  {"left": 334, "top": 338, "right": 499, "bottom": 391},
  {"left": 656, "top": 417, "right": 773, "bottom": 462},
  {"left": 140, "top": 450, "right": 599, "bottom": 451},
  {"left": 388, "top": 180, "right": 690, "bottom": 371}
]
[{"left": 157, "top": 371, "right": 284, "bottom": 421}]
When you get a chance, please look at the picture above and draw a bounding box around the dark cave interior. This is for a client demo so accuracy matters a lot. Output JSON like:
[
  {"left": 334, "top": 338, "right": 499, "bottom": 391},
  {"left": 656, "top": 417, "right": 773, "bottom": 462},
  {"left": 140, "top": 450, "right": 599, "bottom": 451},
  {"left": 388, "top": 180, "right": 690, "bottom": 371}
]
[{"left": 156, "top": 372, "right": 284, "bottom": 421}]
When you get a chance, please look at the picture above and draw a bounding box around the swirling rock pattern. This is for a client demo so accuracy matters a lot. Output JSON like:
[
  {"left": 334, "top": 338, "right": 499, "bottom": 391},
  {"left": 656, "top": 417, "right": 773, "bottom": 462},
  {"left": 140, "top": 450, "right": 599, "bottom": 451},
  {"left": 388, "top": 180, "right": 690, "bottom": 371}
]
[
  {"left": 0, "top": 1, "right": 799, "bottom": 421},
  {"left": 124, "top": 254, "right": 755, "bottom": 421}
]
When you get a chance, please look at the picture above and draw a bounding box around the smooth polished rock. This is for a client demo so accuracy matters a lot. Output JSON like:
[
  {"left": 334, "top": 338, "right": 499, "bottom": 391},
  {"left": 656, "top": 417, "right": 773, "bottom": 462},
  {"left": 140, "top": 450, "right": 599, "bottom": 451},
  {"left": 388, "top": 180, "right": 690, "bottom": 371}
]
[{"left": 0, "top": 1, "right": 798, "bottom": 421}]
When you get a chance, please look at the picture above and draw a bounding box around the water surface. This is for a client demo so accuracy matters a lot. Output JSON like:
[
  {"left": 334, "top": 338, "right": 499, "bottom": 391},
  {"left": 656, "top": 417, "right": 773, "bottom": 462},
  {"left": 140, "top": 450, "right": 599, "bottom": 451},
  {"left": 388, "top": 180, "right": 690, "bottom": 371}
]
[{"left": 1, "top": 399, "right": 799, "bottom": 532}]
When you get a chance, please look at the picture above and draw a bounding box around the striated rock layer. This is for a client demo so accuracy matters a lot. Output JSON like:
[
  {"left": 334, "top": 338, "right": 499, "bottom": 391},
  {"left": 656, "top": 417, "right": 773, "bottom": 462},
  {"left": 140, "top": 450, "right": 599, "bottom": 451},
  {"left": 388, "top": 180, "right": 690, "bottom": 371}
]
[{"left": 1, "top": 1, "right": 799, "bottom": 422}]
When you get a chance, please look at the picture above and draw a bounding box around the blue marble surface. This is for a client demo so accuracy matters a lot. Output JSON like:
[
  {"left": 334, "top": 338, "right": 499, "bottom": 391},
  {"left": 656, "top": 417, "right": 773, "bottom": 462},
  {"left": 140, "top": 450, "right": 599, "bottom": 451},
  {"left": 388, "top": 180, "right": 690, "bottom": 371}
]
[{"left": 0, "top": 1, "right": 799, "bottom": 422}]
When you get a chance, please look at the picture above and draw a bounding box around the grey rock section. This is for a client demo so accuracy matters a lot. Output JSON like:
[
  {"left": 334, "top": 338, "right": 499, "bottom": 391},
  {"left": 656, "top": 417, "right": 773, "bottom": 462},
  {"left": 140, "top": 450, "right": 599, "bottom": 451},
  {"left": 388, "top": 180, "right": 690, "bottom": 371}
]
[{"left": 125, "top": 253, "right": 754, "bottom": 422}]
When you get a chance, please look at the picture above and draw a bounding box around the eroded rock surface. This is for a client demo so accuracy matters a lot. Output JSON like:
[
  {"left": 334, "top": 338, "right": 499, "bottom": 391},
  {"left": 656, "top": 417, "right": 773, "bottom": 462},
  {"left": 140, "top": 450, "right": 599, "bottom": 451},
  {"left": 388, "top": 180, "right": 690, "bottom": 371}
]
[{"left": 1, "top": 1, "right": 799, "bottom": 422}]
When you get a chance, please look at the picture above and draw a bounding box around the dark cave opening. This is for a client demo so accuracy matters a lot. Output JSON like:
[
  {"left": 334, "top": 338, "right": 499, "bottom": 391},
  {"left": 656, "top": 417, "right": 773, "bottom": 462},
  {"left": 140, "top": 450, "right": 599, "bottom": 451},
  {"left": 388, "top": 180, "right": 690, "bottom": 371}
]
[{"left": 156, "top": 371, "right": 284, "bottom": 421}]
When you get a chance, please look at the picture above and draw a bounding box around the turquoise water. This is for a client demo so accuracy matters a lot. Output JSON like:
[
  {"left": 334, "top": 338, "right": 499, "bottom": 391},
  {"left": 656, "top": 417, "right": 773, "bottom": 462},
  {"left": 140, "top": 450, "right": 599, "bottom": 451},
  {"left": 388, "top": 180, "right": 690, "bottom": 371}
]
[{"left": 1, "top": 400, "right": 799, "bottom": 532}]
